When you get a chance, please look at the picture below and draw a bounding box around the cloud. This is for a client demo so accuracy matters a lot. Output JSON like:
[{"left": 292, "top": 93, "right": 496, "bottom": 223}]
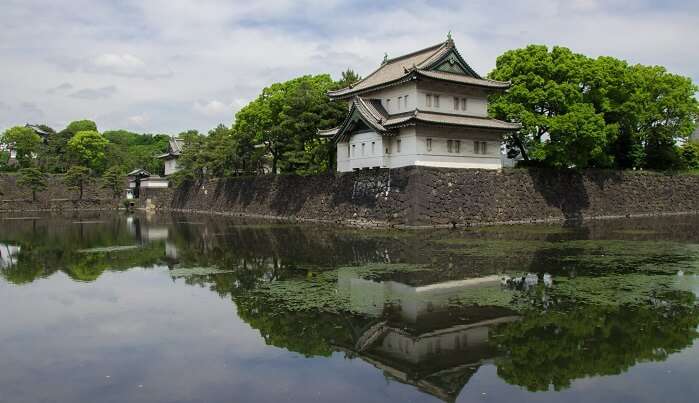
[
  {"left": 69, "top": 85, "right": 117, "bottom": 100},
  {"left": 0, "top": 0, "right": 697, "bottom": 134},
  {"left": 127, "top": 114, "right": 149, "bottom": 126},
  {"left": 193, "top": 100, "right": 230, "bottom": 117},
  {"left": 87, "top": 53, "right": 172, "bottom": 79},
  {"left": 46, "top": 82, "right": 73, "bottom": 94}
]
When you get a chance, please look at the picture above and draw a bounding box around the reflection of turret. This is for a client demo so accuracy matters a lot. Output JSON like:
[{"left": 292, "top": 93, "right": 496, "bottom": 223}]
[
  {"left": 126, "top": 215, "right": 170, "bottom": 243},
  {"left": 336, "top": 270, "right": 518, "bottom": 402},
  {"left": 0, "top": 243, "right": 21, "bottom": 268}
]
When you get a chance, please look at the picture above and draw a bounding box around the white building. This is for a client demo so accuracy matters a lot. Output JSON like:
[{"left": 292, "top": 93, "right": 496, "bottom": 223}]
[
  {"left": 157, "top": 137, "right": 185, "bottom": 176},
  {"left": 320, "top": 35, "right": 520, "bottom": 172},
  {"left": 126, "top": 168, "right": 169, "bottom": 199}
]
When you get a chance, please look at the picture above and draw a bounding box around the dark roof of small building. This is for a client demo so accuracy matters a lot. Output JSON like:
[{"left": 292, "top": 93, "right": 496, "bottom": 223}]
[
  {"left": 127, "top": 168, "right": 151, "bottom": 177},
  {"left": 327, "top": 39, "right": 509, "bottom": 99},
  {"left": 157, "top": 137, "right": 185, "bottom": 159}
]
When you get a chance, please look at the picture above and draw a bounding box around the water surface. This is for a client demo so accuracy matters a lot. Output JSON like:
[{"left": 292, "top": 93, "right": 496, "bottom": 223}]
[{"left": 1, "top": 212, "right": 699, "bottom": 403}]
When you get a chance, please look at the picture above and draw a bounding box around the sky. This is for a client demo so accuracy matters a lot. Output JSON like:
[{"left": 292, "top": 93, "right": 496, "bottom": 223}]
[{"left": 1, "top": 0, "right": 697, "bottom": 135}]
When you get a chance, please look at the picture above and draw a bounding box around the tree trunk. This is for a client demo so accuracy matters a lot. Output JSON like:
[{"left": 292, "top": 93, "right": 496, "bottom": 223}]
[
  {"left": 32, "top": 190, "right": 36, "bottom": 202},
  {"left": 79, "top": 183, "right": 84, "bottom": 200}
]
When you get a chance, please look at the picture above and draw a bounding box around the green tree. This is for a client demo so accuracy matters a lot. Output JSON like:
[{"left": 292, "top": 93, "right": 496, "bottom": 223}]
[
  {"left": 1, "top": 126, "right": 42, "bottom": 168},
  {"left": 66, "top": 120, "right": 98, "bottom": 134},
  {"left": 101, "top": 166, "right": 125, "bottom": 198},
  {"left": 535, "top": 104, "right": 616, "bottom": 169},
  {"left": 680, "top": 142, "right": 699, "bottom": 170},
  {"left": 232, "top": 74, "right": 346, "bottom": 175},
  {"left": 17, "top": 167, "right": 48, "bottom": 201},
  {"left": 67, "top": 130, "right": 109, "bottom": 172},
  {"left": 489, "top": 45, "right": 699, "bottom": 170},
  {"left": 64, "top": 166, "right": 92, "bottom": 200}
]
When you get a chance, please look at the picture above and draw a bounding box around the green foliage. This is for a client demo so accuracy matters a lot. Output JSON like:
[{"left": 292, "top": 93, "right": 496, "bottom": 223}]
[
  {"left": 66, "top": 120, "right": 98, "bottom": 134},
  {"left": 535, "top": 104, "right": 616, "bottom": 168},
  {"left": 64, "top": 166, "right": 92, "bottom": 200},
  {"left": 103, "top": 130, "right": 169, "bottom": 173},
  {"left": 680, "top": 142, "right": 699, "bottom": 170},
  {"left": 232, "top": 74, "right": 346, "bottom": 175},
  {"left": 16, "top": 167, "right": 48, "bottom": 201},
  {"left": 489, "top": 45, "right": 699, "bottom": 170},
  {"left": 174, "top": 126, "right": 240, "bottom": 180},
  {"left": 1, "top": 126, "right": 42, "bottom": 168},
  {"left": 101, "top": 166, "right": 125, "bottom": 198},
  {"left": 493, "top": 298, "right": 699, "bottom": 392},
  {"left": 67, "top": 130, "right": 109, "bottom": 172}
]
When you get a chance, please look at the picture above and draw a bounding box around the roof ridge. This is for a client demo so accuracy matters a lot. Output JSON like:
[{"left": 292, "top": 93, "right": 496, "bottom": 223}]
[{"left": 383, "top": 41, "right": 448, "bottom": 65}]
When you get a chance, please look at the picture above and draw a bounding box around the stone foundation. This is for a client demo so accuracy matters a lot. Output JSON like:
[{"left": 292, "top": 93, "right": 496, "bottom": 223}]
[
  {"left": 0, "top": 174, "right": 121, "bottom": 212},
  {"left": 143, "top": 167, "right": 699, "bottom": 227}
]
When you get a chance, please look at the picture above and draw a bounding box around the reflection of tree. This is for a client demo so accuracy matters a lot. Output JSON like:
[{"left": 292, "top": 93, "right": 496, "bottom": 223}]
[
  {"left": 492, "top": 291, "right": 699, "bottom": 392},
  {"left": 235, "top": 292, "right": 364, "bottom": 357}
]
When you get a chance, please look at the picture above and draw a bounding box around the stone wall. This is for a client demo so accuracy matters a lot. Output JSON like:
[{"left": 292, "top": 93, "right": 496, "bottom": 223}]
[
  {"left": 0, "top": 174, "right": 121, "bottom": 212},
  {"left": 147, "top": 167, "right": 699, "bottom": 227}
]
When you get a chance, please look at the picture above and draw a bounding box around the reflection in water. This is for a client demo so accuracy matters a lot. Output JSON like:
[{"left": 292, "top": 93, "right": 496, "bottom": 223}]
[
  {"left": 0, "top": 243, "right": 21, "bottom": 268},
  {"left": 1, "top": 212, "right": 699, "bottom": 403}
]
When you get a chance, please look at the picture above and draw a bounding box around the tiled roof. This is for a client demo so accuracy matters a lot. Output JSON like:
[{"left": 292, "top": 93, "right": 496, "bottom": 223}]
[
  {"left": 384, "top": 110, "right": 521, "bottom": 131},
  {"left": 327, "top": 39, "right": 509, "bottom": 99},
  {"left": 170, "top": 137, "right": 184, "bottom": 155},
  {"left": 416, "top": 70, "right": 510, "bottom": 89},
  {"left": 317, "top": 127, "right": 339, "bottom": 138}
]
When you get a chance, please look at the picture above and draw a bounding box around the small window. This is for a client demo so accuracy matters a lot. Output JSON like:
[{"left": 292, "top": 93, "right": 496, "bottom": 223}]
[
  {"left": 371, "top": 141, "right": 375, "bottom": 154},
  {"left": 361, "top": 143, "right": 365, "bottom": 156},
  {"left": 386, "top": 99, "right": 391, "bottom": 110},
  {"left": 385, "top": 147, "right": 390, "bottom": 154},
  {"left": 397, "top": 139, "right": 402, "bottom": 153},
  {"left": 447, "top": 140, "right": 453, "bottom": 153},
  {"left": 461, "top": 98, "right": 467, "bottom": 111},
  {"left": 404, "top": 95, "right": 408, "bottom": 108},
  {"left": 426, "top": 94, "right": 432, "bottom": 107},
  {"left": 474, "top": 141, "right": 487, "bottom": 154},
  {"left": 434, "top": 95, "right": 440, "bottom": 108},
  {"left": 454, "top": 140, "right": 461, "bottom": 153},
  {"left": 397, "top": 96, "right": 402, "bottom": 111},
  {"left": 481, "top": 141, "right": 487, "bottom": 154},
  {"left": 454, "top": 97, "right": 459, "bottom": 110},
  {"left": 426, "top": 138, "right": 432, "bottom": 152},
  {"left": 352, "top": 144, "right": 356, "bottom": 157}
]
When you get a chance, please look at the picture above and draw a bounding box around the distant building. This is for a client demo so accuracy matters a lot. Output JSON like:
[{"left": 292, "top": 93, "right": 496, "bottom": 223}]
[
  {"left": 126, "top": 168, "right": 169, "bottom": 199},
  {"left": 320, "top": 34, "right": 520, "bottom": 172},
  {"left": 4, "top": 124, "right": 52, "bottom": 166},
  {"left": 157, "top": 137, "right": 185, "bottom": 176}
]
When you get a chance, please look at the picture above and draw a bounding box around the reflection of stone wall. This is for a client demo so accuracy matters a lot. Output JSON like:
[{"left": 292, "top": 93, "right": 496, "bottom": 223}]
[
  {"left": 147, "top": 167, "right": 699, "bottom": 227},
  {"left": 0, "top": 174, "right": 120, "bottom": 212}
]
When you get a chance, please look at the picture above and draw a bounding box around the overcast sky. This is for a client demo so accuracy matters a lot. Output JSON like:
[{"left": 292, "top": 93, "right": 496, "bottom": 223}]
[{"left": 1, "top": 0, "right": 697, "bottom": 135}]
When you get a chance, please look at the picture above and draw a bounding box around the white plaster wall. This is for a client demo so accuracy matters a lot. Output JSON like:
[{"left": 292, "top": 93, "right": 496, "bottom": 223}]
[
  {"left": 340, "top": 130, "right": 386, "bottom": 171},
  {"left": 336, "top": 141, "right": 351, "bottom": 172},
  {"left": 417, "top": 90, "right": 488, "bottom": 116},
  {"left": 141, "top": 179, "right": 169, "bottom": 188},
  {"left": 164, "top": 159, "right": 179, "bottom": 176},
  {"left": 368, "top": 82, "right": 417, "bottom": 114},
  {"left": 412, "top": 127, "right": 503, "bottom": 169}
]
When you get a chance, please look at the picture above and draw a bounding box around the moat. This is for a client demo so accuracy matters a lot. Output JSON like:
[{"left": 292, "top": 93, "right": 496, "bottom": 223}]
[{"left": 1, "top": 212, "right": 699, "bottom": 403}]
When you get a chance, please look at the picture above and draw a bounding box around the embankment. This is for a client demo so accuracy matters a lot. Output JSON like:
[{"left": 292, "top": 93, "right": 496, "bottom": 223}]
[
  {"left": 0, "top": 174, "right": 120, "bottom": 212},
  {"left": 141, "top": 167, "right": 699, "bottom": 227}
]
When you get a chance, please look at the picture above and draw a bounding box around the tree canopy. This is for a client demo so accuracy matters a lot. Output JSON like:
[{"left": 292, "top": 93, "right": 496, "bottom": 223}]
[
  {"left": 232, "top": 74, "right": 347, "bottom": 175},
  {"left": 489, "top": 45, "right": 699, "bottom": 170},
  {"left": 1, "top": 126, "right": 42, "bottom": 168},
  {"left": 67, "top": 130, "right": 109, "bottom": 172}
]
